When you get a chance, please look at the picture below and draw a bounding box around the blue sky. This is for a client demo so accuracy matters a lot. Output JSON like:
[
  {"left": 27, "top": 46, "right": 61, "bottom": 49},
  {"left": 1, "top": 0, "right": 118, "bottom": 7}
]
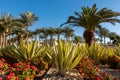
[{"left": 0, "top": 0, "right": 120, "bottom": 38}]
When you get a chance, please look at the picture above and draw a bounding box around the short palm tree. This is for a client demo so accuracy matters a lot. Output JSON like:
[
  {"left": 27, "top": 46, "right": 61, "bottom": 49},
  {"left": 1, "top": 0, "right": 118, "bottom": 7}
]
[
  {"left": 55, "top": 27, "right": 63, "bottom": 41},
  {"left": 95, "top": 25, "right": 109, "bottom": 44},
  {"left": 108, "top": 32, "right": 117, "bottom": 44},
  {"left": 61, "top": 4, "right": 120, "bottom": 47},
  {"left": 63, "top": 26, "right": 74, "bottom": 41},
  {"left": 48, "top": 27, "right": 56, "bottom": 46}
]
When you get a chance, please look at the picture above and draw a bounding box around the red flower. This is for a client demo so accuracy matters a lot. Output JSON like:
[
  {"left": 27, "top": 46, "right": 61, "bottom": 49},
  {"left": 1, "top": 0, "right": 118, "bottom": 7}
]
[
  {"left": 27, "top": 58, "right": 31, "bottom": 64},
  {"left": 94, "top": 75, "right": 101, "bottom": 80},
  {"left": 0, "top": 77, "right": 2, "bottom": 80},
  {"left": 10, "top": 72, "right": 15, "bottom": 76},
  {"left": 15, "top": 76, "right": 19, "bottom": 80},
  {"left": 13, "top": 63, "right": 19, "bottom": 67},
  {"left": 26, "top": 65, "right": 30, "bottom": 69},
  {"left": 31, "top": 66, "right": 39, "bottom": 72},
  {"left": 25, "top": 77, "right": 30, "bottom": 80},
  {"left": 102, "top": 72, "right": 107, "bottom": 77},
  {"left": 0, "top": 63, "right": 3, "bottom": 68},
  {"left": 81, "top": 73, "right": 85, "bottom": 76}
]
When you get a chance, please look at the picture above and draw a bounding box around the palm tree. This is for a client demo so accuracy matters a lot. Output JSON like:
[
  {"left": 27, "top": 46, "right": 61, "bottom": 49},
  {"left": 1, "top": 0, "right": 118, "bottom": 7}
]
[
  {"left": 41, "top": 28, "right": 49, "bottom": 45},
  {"left": 61, "top": 4, "right": 120, "bottom": 47},
  {"left": 19, "top": 11, "right": 38, "bottom": 39},
  {"left": 0, "top": 13, "right": 23, "bottom": 46},
  {"left": 33, "top": 28, "right": 41, "bottom": 40},
  {"left": 95, "top": 25, "right": 109, "bottom": 44},
  {"left": 55, "top": 27, "right": 64, "bottom": 42},
  {"left": 73, "top": 35, "right": 83, "bottom": 43},
  {"left": 108, "top": 32, "right": 117, "bottom": 44},
  {"left": 0, "top": 25, "right": 5, "bottom": 46},
  {"left": 47, "top": 27, "right": 56, "bottom": 46},
  {"left": 13, "top": 28, "right": 26, "bottom": 44},
  {"left": 63, "top": 26, "right": 74, "bottom": 41}
]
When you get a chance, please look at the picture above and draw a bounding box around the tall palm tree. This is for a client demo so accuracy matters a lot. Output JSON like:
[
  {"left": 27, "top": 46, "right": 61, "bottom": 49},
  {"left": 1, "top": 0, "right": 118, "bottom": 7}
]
[
  {"left": 0, "top": 25, "right": 5, "bottom": 46},
  {"left": 19, "top": 11, "right": 38, "bottom": 39},
  {"left": 0, "top": 13, "right": 23, "bottom": 46},
  {"left": 61, "top": 4, "right": 120, "bottom": 47}
]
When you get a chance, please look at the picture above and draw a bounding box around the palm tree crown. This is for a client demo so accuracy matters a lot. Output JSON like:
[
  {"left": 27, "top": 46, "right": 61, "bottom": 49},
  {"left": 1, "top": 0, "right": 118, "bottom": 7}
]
[{"left": 61, "top": 4, "right": 120, "bottom": 46}]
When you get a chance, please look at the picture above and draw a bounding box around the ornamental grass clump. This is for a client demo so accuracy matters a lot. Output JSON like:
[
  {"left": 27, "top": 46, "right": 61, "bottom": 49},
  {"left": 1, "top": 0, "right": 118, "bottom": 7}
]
[{"left": 46, "top": 40, "right": 85, "bottom": 76}]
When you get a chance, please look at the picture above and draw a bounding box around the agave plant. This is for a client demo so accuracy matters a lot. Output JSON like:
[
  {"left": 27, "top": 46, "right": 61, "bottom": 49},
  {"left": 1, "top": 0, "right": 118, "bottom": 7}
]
[
  {"left": 1, "top": 41, "right": 47, "bottom": 63},
  {"left": 46, "top": 40, "right": 84, "bottom": 76}
]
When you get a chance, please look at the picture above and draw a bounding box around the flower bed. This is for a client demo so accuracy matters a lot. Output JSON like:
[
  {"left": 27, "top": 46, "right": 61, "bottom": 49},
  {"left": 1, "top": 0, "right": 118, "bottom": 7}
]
[{"left": 0, "top": 58, "right": 39, "bottom": 80}]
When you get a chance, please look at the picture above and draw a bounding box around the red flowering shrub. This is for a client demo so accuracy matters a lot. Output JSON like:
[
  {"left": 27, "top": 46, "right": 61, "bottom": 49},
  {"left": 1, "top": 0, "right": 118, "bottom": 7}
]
[
  {"left": 0, "top": 58, "right": 10, "bottom": 74},
  {"left": 0, "top": 58, "right": 39, "bottom": 80},
  {"left": 76, "top": 57, "right": 116, "bottom": 80},
  {"left": 10, "top": 62, "right": 39, "bottom": 80},
  {"left": 76, "top": 57, "right": 100, "bottom": 79}
]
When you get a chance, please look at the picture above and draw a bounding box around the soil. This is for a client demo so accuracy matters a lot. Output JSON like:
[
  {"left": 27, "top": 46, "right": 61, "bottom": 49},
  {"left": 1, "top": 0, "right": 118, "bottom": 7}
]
[{"left": 35, "top": 65, "right": 120, "bottom": 80}]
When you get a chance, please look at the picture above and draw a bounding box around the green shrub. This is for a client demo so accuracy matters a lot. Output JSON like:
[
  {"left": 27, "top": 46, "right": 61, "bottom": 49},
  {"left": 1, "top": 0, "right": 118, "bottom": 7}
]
[{"left": 46, "top": 40, "right": 85, "bottom": 76}]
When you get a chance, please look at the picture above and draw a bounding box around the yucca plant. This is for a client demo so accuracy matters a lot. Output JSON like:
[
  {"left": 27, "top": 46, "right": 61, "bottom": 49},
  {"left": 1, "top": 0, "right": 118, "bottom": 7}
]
[
  {"left": 86, "top": 44, "right": 108, "bottom": 64},
  {"left": 114, "top": 45, "right": 120, "bottom": 56},
  {"left": 1, "top": 41, "right": 47, "bottom": 63},
  {"left": 46, "top": 40, "right": 85, "bottom": 76}
]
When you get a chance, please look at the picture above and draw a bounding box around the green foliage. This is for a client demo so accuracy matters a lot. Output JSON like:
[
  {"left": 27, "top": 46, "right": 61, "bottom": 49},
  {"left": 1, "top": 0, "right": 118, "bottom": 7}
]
[
  {"left": 114, "top": 45, "right": 120, "bottom": 56},
  {"left": 73, "top": 35, "right": 83, "bottom": 43},
  {"left": 80, "top": 44, "right": 115, "bottom": 64},
  {"left": 1, "top": 41, "right": 47, "bottom": 63},
  {"left": 46, "top": 40, "right": 84, "bottom": 76}
]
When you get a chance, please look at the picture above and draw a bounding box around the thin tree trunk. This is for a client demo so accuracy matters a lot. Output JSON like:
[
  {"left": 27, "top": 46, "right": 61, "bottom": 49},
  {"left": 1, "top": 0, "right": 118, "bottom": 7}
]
[
  {"left": 0, "top": 34, "right": 2, "bottom": 46},
  {"left": 57, "top": 34, "right": 60, "bottom": 41},
  {"left": 50, "top": 35, "right": 53, "bottom": 46},
  {"left": 104, "top": 36, "right": 106, "bottom": 44}
]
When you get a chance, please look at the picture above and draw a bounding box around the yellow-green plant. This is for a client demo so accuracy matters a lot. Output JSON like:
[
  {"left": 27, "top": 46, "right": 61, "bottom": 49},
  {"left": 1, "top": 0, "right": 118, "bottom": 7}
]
[
  {"left": 86, "top": 44, "right": 108, "bottom": 64},
  {"left": 1, "top": 41, "right": 47, "bottom": 63},
  {"left": 46, "top": 40, "right": 84, "bottom": 76},
  {"left": 114, "top": 45, "right": 120, "bottom": 56}
]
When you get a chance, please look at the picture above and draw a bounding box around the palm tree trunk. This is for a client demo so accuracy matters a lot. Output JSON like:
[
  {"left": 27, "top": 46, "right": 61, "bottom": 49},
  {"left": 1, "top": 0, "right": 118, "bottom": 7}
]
[
  {"left": 57, "top": 34, "right": 60, "bottom": 41},
  {"left": 44, "top": 37, "right": 47, "bottom": 45},
  {"left": 3, "top": 32, "right": 6, "bottom": 47},
  {"left": 100, "top": 36, "right": 103, "bottom": 44},
  {"left": 0, "top": 34, "right": 2, "bottom": 46},
  {"left": 66, "top": 35, "right": 69, "bottom": 41},
  {"left": 18, "top": 34, "right": 22, "bottom": 44},
  {"left": 83, "top": 30, "right": 94, "bottom": 47},
  {"left": 104, "top": 36, "right": 106, "bottom": 44},
  {"left": 50, "top": 35, "right": 53, "bottom": 46}
]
